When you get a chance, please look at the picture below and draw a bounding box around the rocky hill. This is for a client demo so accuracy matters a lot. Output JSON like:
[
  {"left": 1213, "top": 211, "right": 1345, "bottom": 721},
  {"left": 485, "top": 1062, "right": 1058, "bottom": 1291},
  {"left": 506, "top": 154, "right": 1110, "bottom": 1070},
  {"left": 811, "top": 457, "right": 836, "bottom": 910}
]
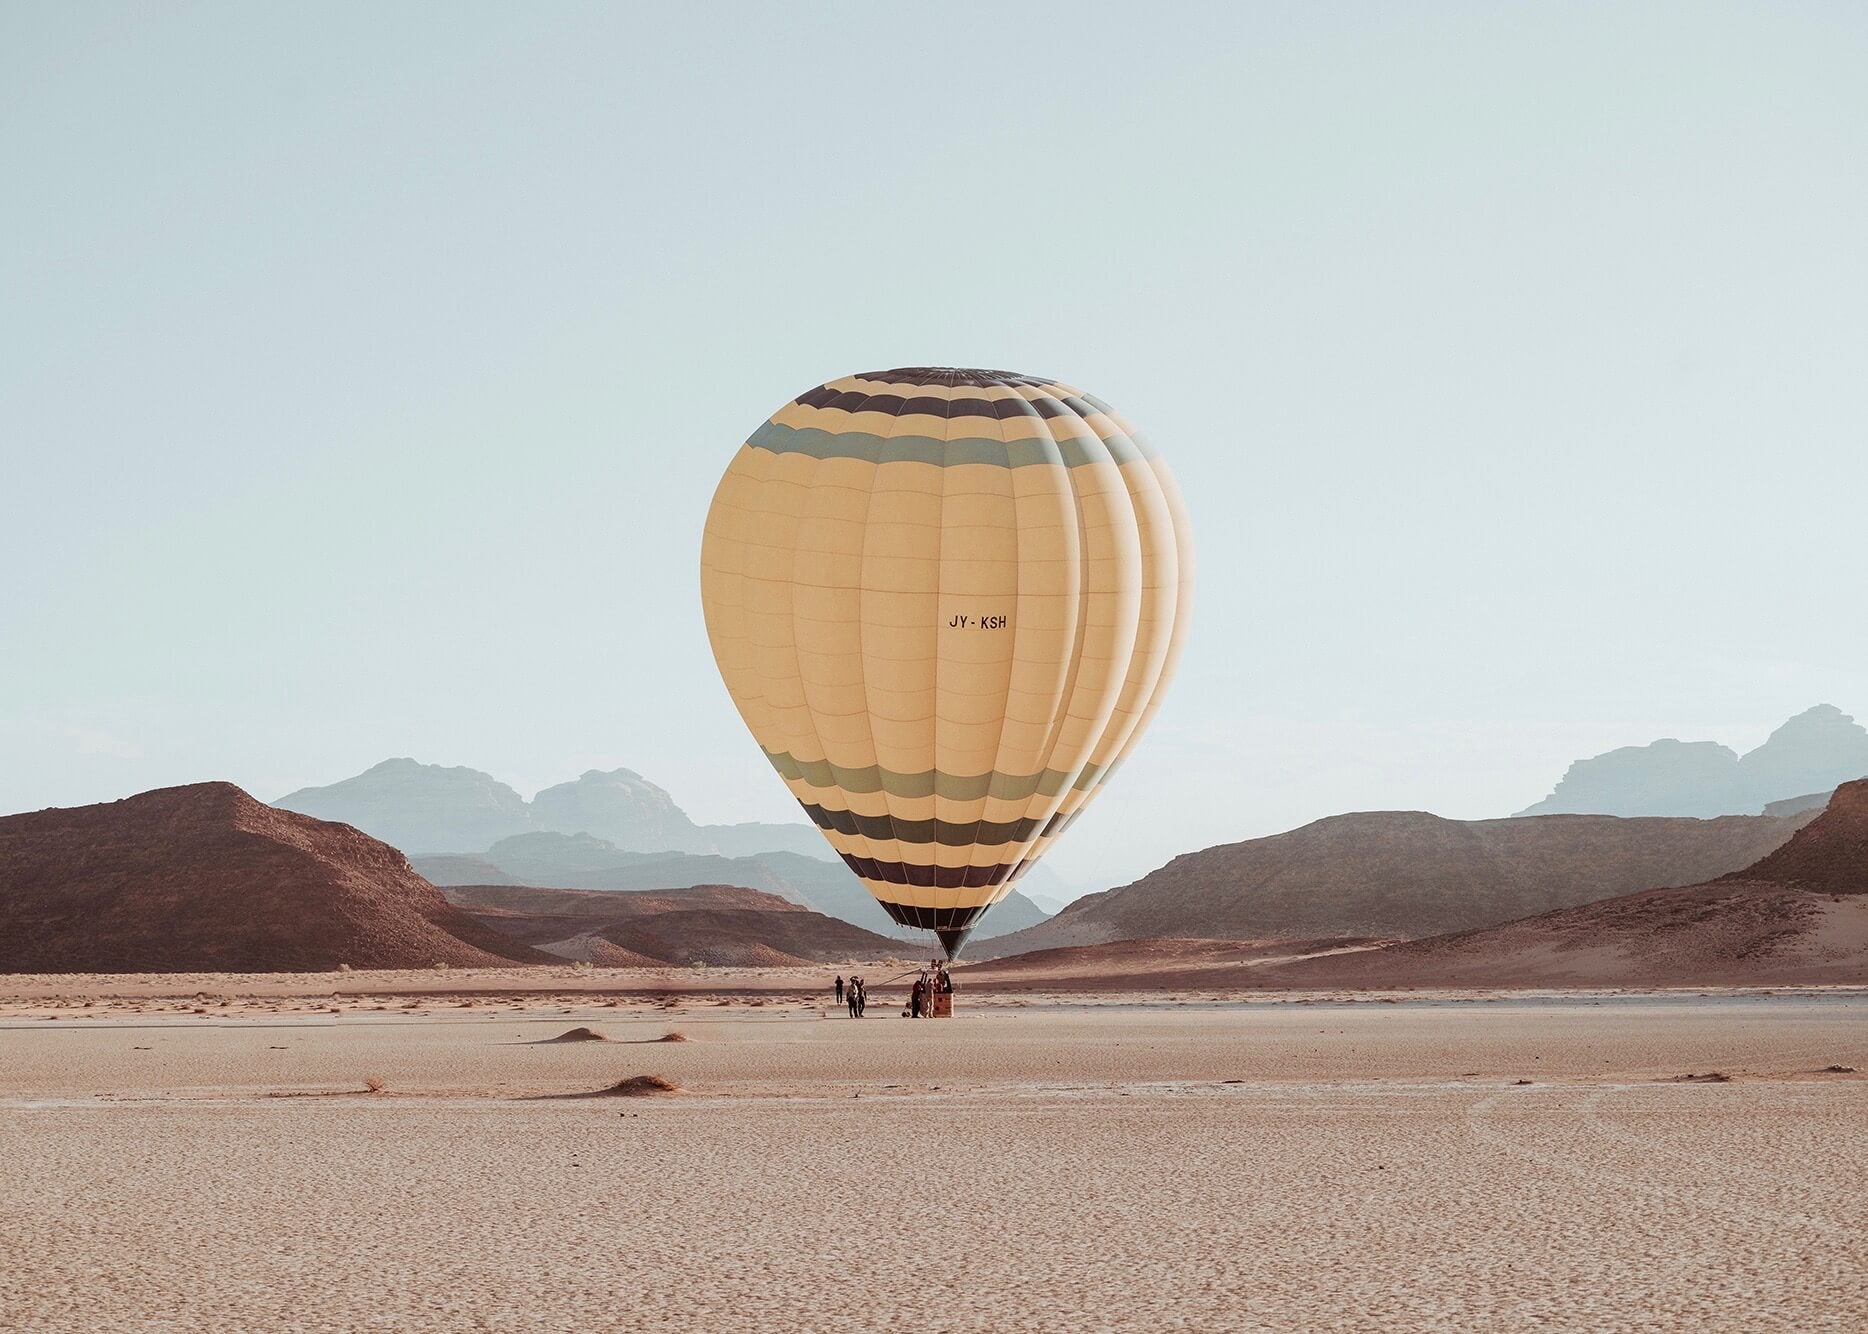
[
  {"left": 274, "top": 759, "right": 532, "bottom": 855},
  {"left": 1517, "top": 739, "right": 1744, "bottom": 819},
  {"left": 1260, "top": 780, "right": 1868, "bottom": 987},
  {"left": 1518, "top": 704, "right": 1868, "bottom": 817},
  {"left": 0, "top": 784, "right": 544, "bottom": 971},
  {"left": 446, "top": 882, "right": 903, "bottom": 967},
  {"left": 1734, "top": 777, "right": 1868, "bottom": 892},
  {"left": 528, "top": 768, "right": 714, "bottom": 853},
  {"left": 973, "top": 807, "right": 1816, "bottom": 958}
]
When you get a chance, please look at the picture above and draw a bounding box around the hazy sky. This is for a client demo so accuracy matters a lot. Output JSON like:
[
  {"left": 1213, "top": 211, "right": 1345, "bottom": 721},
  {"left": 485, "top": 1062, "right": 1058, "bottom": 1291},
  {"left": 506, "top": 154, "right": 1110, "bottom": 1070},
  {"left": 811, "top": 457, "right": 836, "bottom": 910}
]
[{"left": 5, "top": 2, "right": 1865, "bottom": 889}]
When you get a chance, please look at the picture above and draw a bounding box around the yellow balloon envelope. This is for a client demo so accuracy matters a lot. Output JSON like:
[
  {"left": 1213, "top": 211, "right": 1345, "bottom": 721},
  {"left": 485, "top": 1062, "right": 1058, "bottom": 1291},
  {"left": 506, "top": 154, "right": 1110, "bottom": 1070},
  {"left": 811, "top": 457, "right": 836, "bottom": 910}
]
[{"left": 700, "top": 368, "right": 1193, "bottom": 956}]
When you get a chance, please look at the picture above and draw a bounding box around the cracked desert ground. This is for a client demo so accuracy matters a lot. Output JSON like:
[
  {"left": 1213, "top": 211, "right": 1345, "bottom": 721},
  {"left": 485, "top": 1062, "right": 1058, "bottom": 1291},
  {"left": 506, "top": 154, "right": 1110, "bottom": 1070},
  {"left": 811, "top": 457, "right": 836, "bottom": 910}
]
[{"left": 2, "top": 981, "right": 1864, "bottom": 1332}]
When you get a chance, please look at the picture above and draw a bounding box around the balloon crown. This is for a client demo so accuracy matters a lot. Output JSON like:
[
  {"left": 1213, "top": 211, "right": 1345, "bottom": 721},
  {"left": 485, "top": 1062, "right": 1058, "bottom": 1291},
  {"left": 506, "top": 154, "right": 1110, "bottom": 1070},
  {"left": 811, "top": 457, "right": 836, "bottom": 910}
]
[{"left": 864, "top": 367, "right": 1055, "bottom": 388}]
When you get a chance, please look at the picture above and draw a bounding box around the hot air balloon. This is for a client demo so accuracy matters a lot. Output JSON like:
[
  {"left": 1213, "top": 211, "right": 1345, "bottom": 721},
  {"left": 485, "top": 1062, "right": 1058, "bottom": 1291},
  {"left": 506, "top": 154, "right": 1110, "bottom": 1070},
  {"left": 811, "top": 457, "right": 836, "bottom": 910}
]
[{"left": 699, "top": 368, "right": 1192, "bottom": 959}]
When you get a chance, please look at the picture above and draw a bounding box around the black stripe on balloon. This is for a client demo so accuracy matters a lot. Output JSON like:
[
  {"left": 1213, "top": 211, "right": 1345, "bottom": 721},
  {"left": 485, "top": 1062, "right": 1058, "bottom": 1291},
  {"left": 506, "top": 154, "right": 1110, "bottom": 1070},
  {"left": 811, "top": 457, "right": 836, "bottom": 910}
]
[
  {"left": 837, "top": 853, "right": 1026, "bottom": 889},
  {"left": 792, "top": 386, "right": 1066, "bottom": 421},
  {"left": 877, "top": 900, "right": 987, "bottom": 931},
  {"left": 802, "top": 801, "right": 1078, "bottom": 846}
]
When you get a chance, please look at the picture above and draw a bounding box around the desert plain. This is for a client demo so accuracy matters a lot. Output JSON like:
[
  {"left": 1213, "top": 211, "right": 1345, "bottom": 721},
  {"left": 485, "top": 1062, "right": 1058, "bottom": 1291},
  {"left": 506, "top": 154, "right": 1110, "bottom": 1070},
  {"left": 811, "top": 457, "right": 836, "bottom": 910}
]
[{"left": 2, "top": 972, "right": 1864, "bottom": 1333}]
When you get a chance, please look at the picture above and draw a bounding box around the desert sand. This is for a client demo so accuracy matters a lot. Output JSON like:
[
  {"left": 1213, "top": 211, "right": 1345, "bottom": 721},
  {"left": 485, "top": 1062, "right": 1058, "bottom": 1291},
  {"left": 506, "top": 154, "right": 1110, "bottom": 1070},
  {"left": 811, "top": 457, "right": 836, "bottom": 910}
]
[{"left": 2, "top": 976, "right": 1864, "bottom": 1332}]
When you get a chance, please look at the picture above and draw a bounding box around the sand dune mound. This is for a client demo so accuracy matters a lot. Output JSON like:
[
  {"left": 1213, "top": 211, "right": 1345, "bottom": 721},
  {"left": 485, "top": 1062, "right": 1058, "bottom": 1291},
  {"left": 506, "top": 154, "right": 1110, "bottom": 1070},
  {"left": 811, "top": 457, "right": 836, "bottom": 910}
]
[
  {"left": 599, "top": 1074, "right": 681, "bottom": 1096},
  {"left": 544, "top": 1027, "right": 609, "bottom": 1043},
  {"left": 0, "top": 784, "right": 546, "bottom": 972},
  {"left": 976, "top": 806, "right": 1818, "bottom": 958},
  {"left": 534, "top": 933, "right": 666, "bottom": 968},
  {"left": 447, "top": 884, "right": 901, "bottom": 967}
]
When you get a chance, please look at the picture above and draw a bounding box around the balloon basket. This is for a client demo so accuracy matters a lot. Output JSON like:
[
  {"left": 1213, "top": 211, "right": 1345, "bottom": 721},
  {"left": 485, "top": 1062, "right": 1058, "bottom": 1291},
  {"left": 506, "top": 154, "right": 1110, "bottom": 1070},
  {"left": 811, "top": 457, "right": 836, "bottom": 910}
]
[{"left": 929, "top": 991, "right": 953, "bottom": 1019}]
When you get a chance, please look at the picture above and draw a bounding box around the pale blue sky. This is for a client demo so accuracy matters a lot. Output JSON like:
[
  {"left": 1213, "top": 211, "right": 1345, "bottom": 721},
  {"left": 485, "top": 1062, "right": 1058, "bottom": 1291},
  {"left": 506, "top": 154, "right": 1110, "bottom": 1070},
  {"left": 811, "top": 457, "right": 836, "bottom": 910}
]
[{"left": 4, "top": 2, "right": 1864, "bottom": 889}]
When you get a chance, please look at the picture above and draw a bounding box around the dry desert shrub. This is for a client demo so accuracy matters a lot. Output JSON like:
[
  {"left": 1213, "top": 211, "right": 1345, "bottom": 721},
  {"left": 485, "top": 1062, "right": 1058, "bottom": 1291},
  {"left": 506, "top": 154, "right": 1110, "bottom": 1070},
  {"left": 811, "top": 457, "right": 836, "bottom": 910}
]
[
  {"left": 601, "top": 1074, "right": 681, "bottom": 1096},
  {"left": 363, "top": 1077, "right": 387, "bottom": 1094}
]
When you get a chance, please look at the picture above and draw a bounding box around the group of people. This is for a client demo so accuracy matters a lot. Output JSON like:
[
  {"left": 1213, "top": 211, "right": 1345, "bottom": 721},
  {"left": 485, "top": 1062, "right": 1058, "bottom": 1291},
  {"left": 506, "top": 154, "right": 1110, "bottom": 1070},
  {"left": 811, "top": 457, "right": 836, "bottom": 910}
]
[
  {"left": 907, "top": 963, "right": 953, "bottom": 1019},
  {"left": 834, "top": 974, "right": 868, "bottom": 1018},
  {"left": 833, "top": 963, "right": 955, "bottom": 1019}
]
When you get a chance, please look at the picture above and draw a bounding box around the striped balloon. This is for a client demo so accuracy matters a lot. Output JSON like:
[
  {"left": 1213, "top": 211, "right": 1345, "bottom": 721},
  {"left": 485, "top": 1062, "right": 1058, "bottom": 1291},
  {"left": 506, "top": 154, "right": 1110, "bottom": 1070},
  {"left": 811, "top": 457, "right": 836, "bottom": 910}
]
[{"left": 700, "top": 368, "right": 1193, "bottom": 957}]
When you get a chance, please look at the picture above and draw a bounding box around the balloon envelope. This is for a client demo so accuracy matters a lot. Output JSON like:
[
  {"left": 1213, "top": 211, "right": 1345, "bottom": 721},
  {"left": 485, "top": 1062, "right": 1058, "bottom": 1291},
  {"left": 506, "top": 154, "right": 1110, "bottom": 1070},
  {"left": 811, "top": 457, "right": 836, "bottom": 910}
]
[{"left": 700, "top": 368, "right": 1192, "bottom": 956}]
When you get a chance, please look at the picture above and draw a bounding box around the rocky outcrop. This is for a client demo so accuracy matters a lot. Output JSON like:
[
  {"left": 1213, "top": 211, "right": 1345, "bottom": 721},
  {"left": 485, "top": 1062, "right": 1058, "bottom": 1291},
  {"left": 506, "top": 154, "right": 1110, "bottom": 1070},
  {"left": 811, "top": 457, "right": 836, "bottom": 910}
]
[
  {"left": 1259, "top": 780, "right": 1868, "bottom": 987},
  {"left": 1737, "top": 707, "right": 1868, "bottom": 811},
  {"left": 274, "top": 759, "right": 532, "bottom": 855},
  {"left": 1518, "top": 739, "right": 1742, "bottom": 819},
  {"left": 1732, "top": 778, "right": 1868, "bottom": 893},
  {"left": 973, "top": 807, "right": 1816, "bottom": 958},
  {"left": 0, "top": 784, "right": 544, "bottom": 971},
  {"left": 529, "top": 768, "right": 713, "bottom": 854},
  {"left": 1518, "top": 705, "right": 1868, "bottom": 817}
]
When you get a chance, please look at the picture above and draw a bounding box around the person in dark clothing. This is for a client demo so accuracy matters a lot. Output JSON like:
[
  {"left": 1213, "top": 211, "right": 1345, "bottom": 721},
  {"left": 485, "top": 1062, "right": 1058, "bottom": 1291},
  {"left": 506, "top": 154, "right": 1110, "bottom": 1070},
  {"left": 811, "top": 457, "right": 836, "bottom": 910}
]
[
  {"left": 834, "top": 975, "right": 844, "bottom": 1005},
  {"left": 856, "top": 978, "right": 866, "bottom": 1017}
]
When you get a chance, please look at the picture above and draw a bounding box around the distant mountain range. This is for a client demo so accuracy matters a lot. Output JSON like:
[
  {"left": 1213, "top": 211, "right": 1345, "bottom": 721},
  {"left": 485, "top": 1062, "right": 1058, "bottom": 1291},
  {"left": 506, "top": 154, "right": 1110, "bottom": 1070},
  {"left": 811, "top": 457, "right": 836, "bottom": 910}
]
[
  {"left": 414, "top": 833, "right": 1049, "bottom": 944},
  {"left": 444, "top": 883, "right": 903, "bottom": 968},
  {"left": 275, "top": 758, "right": 1055, "bottom": 942},
  {"left": 973, "top": 805, "right": 1817, "bottom": 958},
  {"left": 1517, "top": 704, "right": 1868, "bottom": 818},
  {"left": 10, "top": 778, "right": 1860, "bottom": 983},
  {"left": 274, "top": 759, "right": 810, "bottom": 859}
]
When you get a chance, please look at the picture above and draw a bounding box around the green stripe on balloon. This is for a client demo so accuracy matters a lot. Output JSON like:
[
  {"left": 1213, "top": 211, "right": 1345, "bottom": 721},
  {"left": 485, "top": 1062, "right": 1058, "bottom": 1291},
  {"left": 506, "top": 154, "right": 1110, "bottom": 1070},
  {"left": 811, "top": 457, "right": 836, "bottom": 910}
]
[
  {"left": 762, "top": 748, "right": 1107, "bottom": 799},
  {"left": 743, "top": 422, "right": 1156, "bottom": 468}
]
